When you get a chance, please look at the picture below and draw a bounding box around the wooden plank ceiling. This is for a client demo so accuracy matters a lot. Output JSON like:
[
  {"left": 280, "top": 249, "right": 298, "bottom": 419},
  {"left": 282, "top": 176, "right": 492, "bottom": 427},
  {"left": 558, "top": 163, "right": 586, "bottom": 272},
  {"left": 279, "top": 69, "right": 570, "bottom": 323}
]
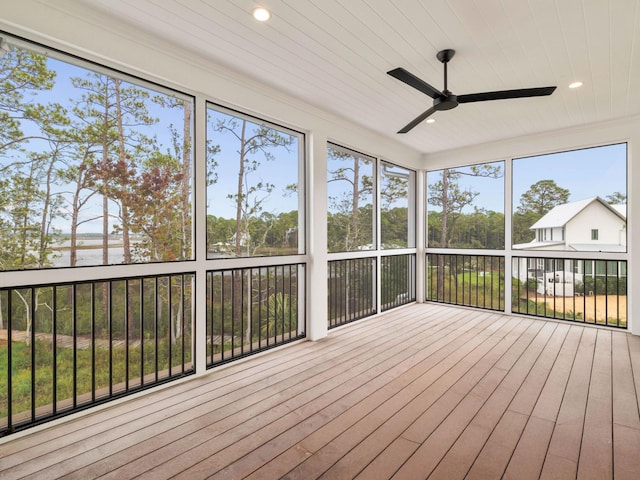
[{"left": 70, "top": 0, "right": 640, "bottom": 154}]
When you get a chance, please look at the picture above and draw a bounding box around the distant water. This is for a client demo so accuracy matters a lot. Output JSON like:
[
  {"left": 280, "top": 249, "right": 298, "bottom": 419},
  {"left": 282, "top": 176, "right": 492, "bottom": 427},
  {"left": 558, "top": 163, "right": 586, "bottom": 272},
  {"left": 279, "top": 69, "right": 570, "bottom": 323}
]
[
  {"left": 52, "top": 247, "right": 125, "bottom": 267},
  {"left": 51, "top": 239, "right": 126, "bottom": 267}
]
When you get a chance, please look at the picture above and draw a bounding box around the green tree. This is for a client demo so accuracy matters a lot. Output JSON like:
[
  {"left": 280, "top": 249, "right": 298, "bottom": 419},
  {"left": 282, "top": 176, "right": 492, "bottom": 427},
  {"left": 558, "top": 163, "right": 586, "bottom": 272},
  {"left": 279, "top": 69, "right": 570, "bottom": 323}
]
[
  {"left": 380, "top": 165, "right": 410, "bottom": 248},
  {"left": 0, "top": 45, "right": 70, "bottom": 271},
  {"left": 0, "top": 45, "right": 56, "bottom": 157},
  {"left": 517, "top": 179, "right": 569, "bottom": 216},
  {"left": 513, "top": 179, "right": 570, "bottom": 246},
  {"left": 211, "top": 117, "right": 294, "bottom": 256},
  {"left": 428, "top": 164, "right": 502, "bottom": 248},
  {"left": 428, "top": 164, "right": 502, "bottom": 301},
  {"left": 512, "top": 210, "right": 540, "bottom": 245},
  {"left": 327, "top": 148, "right": 374, "bottom": 251},
  {"left": 153, "top": 96, "right": 196, "bottom": 260},
  {"left": 606, "top": 191, "right": 626, "bottom": 204},
  {"left": 70, "top": 72, "right": 157, "bottom": 264}
]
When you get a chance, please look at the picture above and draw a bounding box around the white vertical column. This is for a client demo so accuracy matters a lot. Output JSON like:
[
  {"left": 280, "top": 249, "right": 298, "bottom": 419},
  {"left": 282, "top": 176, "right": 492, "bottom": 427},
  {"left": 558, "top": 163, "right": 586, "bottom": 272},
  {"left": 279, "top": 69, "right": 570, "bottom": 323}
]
[
  {"left": 629, "top": 141, "right": 638, "bottom": 335},
  {"left": 194, "top": 96, "right": 208, "bottom": 374},
  {"left": 307, "top": 131, "right": 328, "bottom": 340},
  {"left": 415, "top": 169, "right": 426, "bottom": 302},
  {"left": 375, "top": 160, "right": 382, "bottom": 313},
  {"left": 503, "top": 159, "right": 513, "bottom": 314}
]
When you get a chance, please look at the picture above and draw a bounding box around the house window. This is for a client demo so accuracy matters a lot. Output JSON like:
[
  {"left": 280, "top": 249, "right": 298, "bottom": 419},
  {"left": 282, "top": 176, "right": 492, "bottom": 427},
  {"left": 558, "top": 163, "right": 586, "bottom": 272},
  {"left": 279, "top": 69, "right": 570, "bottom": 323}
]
[{"left": 591, "top": 229, "right": 599, "bottom": 240}]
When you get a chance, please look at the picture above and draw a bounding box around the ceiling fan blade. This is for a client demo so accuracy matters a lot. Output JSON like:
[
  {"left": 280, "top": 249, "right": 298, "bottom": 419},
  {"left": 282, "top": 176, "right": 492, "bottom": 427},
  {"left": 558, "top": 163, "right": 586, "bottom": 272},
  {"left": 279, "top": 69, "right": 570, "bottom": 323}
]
[
  {"left": 457, "top": 86, "right": 556, "bottom": 103},
  {"left": 397, "top": 106, "right": 438, "bottom": 134},
  {"left": 387, "top": 67, "right": 443, "bottom": 99}
]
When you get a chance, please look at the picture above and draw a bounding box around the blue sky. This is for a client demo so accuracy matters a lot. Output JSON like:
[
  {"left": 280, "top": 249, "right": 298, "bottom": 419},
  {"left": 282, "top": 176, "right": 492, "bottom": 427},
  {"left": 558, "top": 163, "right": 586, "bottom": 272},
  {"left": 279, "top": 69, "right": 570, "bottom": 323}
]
[
  {"left": 6, "top": 44, "right": 628, "bottom": 234},
  {"left": 427, "top": 142, "right": 627, "bottom": 214},
  {"left": 7, "top": 52, "right": 189, "bottom": 234},
  {"left": 512, "top": 143, "right": 627, "bottom": 208},
  {"left": 206, "top": 108, "right": 301, "bottom": 220}
]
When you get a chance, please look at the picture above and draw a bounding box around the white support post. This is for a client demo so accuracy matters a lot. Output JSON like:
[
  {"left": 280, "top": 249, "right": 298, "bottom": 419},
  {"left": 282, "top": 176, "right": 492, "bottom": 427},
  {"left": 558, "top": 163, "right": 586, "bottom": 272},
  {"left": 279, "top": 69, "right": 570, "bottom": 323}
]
[
  {"left": 503, "top": 158, "right": 513, "bottom": 314},
  {"left": 194, "top": 97, "right": 208, "bottom": 374},
  {"left": 415, "top": 169, "right": 426, "bottom": 302},
  {"left": 307, "top": 132, "right": 328, "bottom": 340},
  {"left": 629, "top": 142, "right": 638, "bottom": 335}
]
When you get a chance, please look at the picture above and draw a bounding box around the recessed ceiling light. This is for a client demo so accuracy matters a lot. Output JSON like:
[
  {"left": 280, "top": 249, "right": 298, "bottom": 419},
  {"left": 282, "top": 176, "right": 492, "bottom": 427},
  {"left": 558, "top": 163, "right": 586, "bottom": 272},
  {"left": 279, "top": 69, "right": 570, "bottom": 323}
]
[
  {"left": 253, "top": 7, "right": 271, "bottom": 22},
  {"left": 426, "top": 118, "right": 435, "bottom": 124},
  {"left": 569, "top": 81, "right": 583, "bottom": 89}
]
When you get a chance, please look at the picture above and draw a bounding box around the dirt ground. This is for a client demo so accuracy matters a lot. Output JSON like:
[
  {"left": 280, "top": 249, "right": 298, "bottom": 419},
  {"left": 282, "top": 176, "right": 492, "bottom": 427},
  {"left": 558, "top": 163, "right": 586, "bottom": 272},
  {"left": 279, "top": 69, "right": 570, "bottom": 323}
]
[{"left": 528, "top": 294, "right": 627, "bottom": 324}]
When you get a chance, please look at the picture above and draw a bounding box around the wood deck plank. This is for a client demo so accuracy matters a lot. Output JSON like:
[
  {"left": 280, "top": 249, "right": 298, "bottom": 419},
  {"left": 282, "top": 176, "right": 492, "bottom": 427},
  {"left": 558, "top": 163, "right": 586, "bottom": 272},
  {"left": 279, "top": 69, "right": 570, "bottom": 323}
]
[
  {"left": 190, "top": 312, "right": 505, "bottom": 479},
  {"left": 19, "top": 307, "right": 441, "bottom": 479},
  {"left": 539, "top": 327, "right": 598, "bottom": 479},
  {"left": 289, "top": 315, "right": 523, "bottom": 480},
  {"left": 4, "top": 308, "right": 432, "bottom": 478},
  {"left": 611, "top": 332, "right": 640, "bottom": 479},
  {"left": 428, "top": 323, "right": 571, "bottom": 480},
  {"left": 576, "top": 329, "right": 613, "bottom": 480},
  {"left": 0, "top": 304, "right": 635, "bottom": 480},
  {"left": 75, "top": 310, "right": 459, "bottom": 479},
  {"left": 390, "top": 321, "right": 557, "bottom": 479},
  {"left": 115, "top": 306, "right": 481, "bottom": 479}
]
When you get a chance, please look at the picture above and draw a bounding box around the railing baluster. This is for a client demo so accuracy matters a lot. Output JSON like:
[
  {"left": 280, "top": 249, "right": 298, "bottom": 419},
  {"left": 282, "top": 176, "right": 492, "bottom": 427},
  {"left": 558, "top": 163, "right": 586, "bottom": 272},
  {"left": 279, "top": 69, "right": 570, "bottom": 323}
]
[
  {"left": 154, "top": 276, "right": 159, "bottom": 382},
  {"left": 508, "top": 256, "right": 626, "bottom": 327},
  {"left": 426, "top": 253, "right": 505, "bottom": 313},
  {"left": 7, "top": 290, "right": 13, "bottom": 433},
  {"left": 124, "top": 279, "right": 129, "bottom": 392},
  {"left": 53, "top": 286, "right": 59, "bottom": 412},
  {"left": 30, "top": 288, "right": 36, "bottom": 422},
  {"left": 108, "top": 281, "right": 113, "bottom": 397},
  {"left": 202, "top": 263, "right": 306, "bottom": 368},
  {"left": 139, "top": 279, "right": 144, "bottom": 387},
  {"left": 90, "top": 283, "right": 96, "bottom": 400},
  {"left": 1, "top": 272, "right": 196, "bottom": 437}
]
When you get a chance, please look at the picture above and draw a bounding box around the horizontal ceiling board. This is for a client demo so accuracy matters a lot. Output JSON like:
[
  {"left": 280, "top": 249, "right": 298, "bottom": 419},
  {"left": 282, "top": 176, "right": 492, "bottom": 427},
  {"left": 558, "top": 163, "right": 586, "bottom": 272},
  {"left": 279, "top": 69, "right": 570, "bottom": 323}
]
[{"left": 35, "top": 0, "right": 639, "bottom": 153}]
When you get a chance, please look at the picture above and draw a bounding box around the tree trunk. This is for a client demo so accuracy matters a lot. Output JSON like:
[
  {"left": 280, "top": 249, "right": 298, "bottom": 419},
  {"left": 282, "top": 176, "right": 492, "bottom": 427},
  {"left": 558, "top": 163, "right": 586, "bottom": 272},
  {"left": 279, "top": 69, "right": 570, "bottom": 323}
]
[
  {"left": 114, "top": 80, "right": 132, "bottom": 264},
  {"left": 15, "top": 291, "right": 31, "bottom": 346},
  {"left": 350, "top": 156, "right": 360, "bottom": 249},
  {"left": 181, "top": 101, "right": 192, "bottom": 259},
  {"left": 114, "top": 80, "right": 136, "bottom": 338},
  {"left": 70, "top": 183, "right": 81, "bottom": 267},
  {"left": 235, "top": 120, "right": 247, "bottom": 256},
  {"left": 101, "top": 84, "right": 110, "bottom": 266},
  {"left": 100, "top": 80, "right": 111, "bottom": 314},
  {"left": 39, "top": 151, "right": 57, "bottom": 268}
]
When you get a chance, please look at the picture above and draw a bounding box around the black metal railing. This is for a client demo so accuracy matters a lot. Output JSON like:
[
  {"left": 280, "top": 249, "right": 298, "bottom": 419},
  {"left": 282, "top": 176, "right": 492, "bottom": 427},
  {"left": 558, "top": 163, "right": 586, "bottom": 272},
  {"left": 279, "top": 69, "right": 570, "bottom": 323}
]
[
  {"left": 512, "top": 257, "right": 627, "bottom": 328},
  {"left": 381, "top": 254, "right": 416, "bottom": 311},
  {"left": 427, "top": 254, "right": 505, "bottom": 311},
  {"left": 206, "top": 263, "right": 305, "bottom": 367},
  {"left": 0, "top": 272, "right": 194, "bottom": 436},
  {"left": 328, "top": 257, "right": 376, "bottom": 329}
]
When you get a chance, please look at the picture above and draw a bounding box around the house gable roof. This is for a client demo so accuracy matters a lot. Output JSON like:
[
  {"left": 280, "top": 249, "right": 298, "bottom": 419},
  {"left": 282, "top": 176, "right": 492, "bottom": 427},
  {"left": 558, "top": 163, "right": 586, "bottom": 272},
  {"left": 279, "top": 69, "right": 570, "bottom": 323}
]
[{"left": 529, "top": 197, "right": 626, "bottom": 230}]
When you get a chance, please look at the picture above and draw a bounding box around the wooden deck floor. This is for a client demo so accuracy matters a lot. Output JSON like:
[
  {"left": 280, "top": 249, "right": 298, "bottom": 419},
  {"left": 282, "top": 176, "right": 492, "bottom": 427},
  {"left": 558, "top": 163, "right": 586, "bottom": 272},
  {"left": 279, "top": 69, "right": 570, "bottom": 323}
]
[{"left": 2, "top": 304, "right": 640, "bottom": 479}]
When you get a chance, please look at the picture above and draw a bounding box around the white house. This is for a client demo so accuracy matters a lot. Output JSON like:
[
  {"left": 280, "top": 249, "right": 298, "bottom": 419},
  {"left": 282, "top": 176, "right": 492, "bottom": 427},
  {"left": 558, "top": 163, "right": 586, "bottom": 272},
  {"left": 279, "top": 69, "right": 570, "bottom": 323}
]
[
  {"left": 513, "top": 197, "right": 627, "bottom": 294},
  {"left": 513, "top": 196, "right": 626, "bottom": 252}
]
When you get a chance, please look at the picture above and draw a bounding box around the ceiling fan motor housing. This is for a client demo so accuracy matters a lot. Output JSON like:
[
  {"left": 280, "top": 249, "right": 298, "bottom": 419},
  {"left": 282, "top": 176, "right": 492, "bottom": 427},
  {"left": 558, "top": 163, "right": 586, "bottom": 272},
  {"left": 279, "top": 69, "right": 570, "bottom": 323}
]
[{"left": 434, "top": 94, "right": 458, "bottom": 110}]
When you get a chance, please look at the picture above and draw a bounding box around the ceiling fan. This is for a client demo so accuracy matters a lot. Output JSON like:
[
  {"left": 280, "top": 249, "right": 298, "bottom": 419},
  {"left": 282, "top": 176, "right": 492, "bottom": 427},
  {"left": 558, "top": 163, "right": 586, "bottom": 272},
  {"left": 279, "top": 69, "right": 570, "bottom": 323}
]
[{"left": 387, "top": 49, "right": 556, "bottom": 134}]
